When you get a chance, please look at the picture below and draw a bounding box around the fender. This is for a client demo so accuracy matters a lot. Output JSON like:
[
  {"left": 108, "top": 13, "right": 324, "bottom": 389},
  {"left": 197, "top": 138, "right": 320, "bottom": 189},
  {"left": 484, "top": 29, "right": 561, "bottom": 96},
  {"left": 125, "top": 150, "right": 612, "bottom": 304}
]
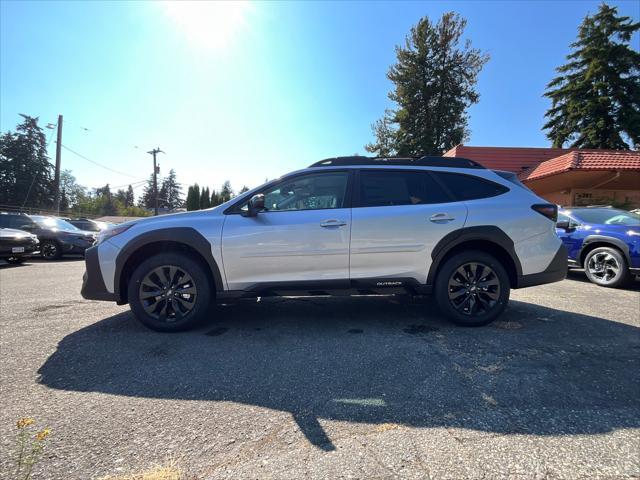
[
  {"left": 113, "top": 227, "right": 224, "bottom": 302},
  {"left": 426, "top": 226, "right": 523, "bottom": 286},
  {"left": 579, "top": 235, "right": 632, "bottom": 264}
]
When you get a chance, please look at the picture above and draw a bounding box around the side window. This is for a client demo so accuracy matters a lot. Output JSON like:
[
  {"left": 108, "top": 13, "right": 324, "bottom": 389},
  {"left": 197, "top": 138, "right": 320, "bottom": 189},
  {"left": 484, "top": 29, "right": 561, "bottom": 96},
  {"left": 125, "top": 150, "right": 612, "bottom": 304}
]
[
  {"left": 260, "top": 172, "right": 349, "bottom": 212},
  {"left": 0, "top": 215, "right": 10, "bottom": 228},
  {"left": 358, "top": 170, "right": 451, "bottom": 207},
  {"left": 431, "top": 172, "right": 509, "bottom": 201}
]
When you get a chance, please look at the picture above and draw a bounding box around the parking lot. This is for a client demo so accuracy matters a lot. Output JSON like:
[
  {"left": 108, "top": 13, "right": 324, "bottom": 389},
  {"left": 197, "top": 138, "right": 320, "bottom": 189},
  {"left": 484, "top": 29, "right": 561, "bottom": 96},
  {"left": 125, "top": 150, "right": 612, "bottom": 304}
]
[{"left": 0, "top": 259, "right": 639, "bottom": 479}]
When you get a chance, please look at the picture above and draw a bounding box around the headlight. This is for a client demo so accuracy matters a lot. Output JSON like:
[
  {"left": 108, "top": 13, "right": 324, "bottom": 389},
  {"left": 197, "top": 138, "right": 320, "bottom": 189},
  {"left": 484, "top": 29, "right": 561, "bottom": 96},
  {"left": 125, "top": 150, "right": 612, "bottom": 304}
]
[{"left": 96, "top": 224, "right": 135, "bottom": 245}]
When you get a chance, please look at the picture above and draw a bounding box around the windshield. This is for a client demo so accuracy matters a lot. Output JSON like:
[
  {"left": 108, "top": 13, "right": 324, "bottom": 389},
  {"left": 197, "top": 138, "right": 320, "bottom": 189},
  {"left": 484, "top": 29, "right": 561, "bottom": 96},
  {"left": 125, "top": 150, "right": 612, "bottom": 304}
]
[
  {"left": 31, "top": 216, "right": 81, "bottom": 231},
  {"left": 568, "top": 208, "right": 640, "bottom": 226}
]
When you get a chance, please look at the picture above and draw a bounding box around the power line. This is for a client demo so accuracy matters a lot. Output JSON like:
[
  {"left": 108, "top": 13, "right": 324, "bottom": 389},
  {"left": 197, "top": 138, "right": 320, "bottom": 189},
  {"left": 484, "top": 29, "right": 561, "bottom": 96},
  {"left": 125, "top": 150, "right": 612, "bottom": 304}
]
[{"left": 60, "top": 144, "right": 145, "bottom": 180}]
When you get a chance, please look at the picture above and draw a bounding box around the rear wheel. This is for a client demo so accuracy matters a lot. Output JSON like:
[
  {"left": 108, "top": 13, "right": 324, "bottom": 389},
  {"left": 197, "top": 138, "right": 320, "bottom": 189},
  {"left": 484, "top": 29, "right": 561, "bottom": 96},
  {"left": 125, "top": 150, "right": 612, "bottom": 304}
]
[
  {"left": 6, "top": 257, "right": 25, "bottom": 264},
  {"left": 41, "top": 240, "right": 62, "bottom": 260},
  {"left": 128, "top": 253, "right": 212, "bottom": 332},
  {"left": 435, "top": 251, "right": 510, "bottom": 326},
  {"left": 583, "top": 247, "right": 629, "bottom": 288}
]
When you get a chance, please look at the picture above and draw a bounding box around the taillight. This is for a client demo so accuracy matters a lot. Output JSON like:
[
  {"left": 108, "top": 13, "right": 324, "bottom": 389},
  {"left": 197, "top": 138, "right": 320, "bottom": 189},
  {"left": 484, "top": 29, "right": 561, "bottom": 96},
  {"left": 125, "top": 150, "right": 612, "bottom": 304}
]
[{"left": 531, "top": 204, "right": 558, "bottom": 222}]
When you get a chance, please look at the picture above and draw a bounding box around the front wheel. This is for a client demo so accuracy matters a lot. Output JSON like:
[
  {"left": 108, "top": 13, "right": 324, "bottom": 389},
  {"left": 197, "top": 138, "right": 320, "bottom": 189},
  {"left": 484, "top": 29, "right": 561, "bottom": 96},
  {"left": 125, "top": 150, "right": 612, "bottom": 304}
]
[
  {"left": 41, "top": 240, "right": 62, "bottom": 260},
  {"left": 435, "top": 251, "right": 510, "bottom": 326},
  {"left": 128, "top": 253, "right": 213, "bottom": 332},
  {"left": 6, "top": 257, "right": 25, "bottom": 264},
  {"left": 584, "top": 247, "right": 630, "bottom": 288}
]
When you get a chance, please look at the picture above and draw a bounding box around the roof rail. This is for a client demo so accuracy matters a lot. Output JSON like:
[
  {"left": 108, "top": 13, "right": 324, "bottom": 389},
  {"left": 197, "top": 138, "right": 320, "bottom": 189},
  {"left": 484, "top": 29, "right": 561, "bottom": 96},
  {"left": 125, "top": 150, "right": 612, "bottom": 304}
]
[{"left": 308, "top": 156, "right": 485, "bottom": 169}]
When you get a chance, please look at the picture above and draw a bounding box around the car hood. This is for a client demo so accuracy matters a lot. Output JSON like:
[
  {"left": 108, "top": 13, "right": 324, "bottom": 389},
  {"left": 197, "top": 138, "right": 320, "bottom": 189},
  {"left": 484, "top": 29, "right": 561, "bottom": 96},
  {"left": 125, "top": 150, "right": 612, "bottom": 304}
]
[
  {"left": 579, "top": 223, "right": 640, "bottom": 236},
  {"left": 0, "top": 228, "right": 37, "bottom": 238}
]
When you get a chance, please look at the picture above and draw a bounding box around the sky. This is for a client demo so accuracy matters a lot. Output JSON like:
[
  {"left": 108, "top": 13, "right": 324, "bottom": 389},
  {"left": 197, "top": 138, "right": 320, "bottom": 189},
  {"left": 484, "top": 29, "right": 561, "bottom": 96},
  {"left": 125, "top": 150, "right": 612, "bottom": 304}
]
[{"left": 1, "top": 0, "right": 638, "bottom": 197}]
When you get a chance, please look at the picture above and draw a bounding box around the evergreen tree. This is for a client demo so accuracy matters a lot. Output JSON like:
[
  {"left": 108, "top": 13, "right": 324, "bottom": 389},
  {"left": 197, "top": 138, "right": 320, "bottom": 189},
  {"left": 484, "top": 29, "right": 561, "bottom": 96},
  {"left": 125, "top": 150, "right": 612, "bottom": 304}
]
[
  {"left": 220, "top": 181, "right": 233, "bottom": 203},
  {"left": 239, "top": 185, "right": 250, "bottom": 194},
  {"left": 0, "top": 115, "right": 54, "bottom": 208},
  {"left": 160, "top": 169, "right": 183, "bottom": 210},
  {"left": 544, "top": 4, "right": 639, "bottom": 149},
  {"left": 365, "top": 13, "right": 489, "bottom": 156},
  {"left": 188, "top": 184, "right": 200, "bottom": 211},
  {"left": 210, "top": 189, "right": 221, "bottom": 206},
  {"left": 199, "top": 186, "right": 210, "bottom": 209},
  {"left": 115, "top": 188, "right": 127, "bottom": 205},
  {"left": 125, "top": 185, "right": 134, "bottom": 207},
  {"left": 138, "top": 174, "right": 155, "bottom": 208}
]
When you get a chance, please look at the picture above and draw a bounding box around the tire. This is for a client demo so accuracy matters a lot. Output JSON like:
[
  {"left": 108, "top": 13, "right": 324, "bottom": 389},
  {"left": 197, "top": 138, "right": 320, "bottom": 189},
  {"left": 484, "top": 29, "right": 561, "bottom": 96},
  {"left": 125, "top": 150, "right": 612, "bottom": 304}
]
[
  {"left": 41, "top": 240, "right": 62, "bottom": 260},
  {"left": 583, "top": 247, "right": 630, "bottom": 288},
  {"left": 128, "top": 252, "right": 212, "bottom": 332},
  {"left": 435, "top": 250, "right": 510, "bottom": 327},
  {"left": 6, "top": 257, "right": 25, "bottom": 264}
]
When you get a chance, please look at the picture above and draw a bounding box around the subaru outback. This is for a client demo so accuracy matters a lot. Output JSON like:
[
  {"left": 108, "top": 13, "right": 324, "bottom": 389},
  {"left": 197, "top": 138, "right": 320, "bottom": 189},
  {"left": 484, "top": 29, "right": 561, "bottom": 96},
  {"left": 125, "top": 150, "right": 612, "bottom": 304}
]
[{"left": 81, "top": 156, "right": 567, "bottom": 331}]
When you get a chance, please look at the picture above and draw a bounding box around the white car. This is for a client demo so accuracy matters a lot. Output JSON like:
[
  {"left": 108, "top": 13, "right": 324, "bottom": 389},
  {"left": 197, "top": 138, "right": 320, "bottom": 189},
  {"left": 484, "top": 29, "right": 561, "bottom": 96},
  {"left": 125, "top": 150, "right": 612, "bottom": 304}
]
[{"left": 82, "top": 156, "right": 567, "bottom": 331}]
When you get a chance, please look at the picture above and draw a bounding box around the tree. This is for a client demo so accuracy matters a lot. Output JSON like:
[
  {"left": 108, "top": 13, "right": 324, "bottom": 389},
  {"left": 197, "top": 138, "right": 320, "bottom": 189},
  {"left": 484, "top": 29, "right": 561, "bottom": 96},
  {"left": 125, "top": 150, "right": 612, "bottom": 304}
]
[
  {"left": 186, "top": 184, "right": 200, "bottom": 211},
  {"left": 365, "top": 13, "right": 489, "bottom": 156},
  {"left": 239, "top": 185, "right": 250, "bottom": 194},
  {"left": 60, "top": 169, "right": 86, "bottom": 211},
  {"left": 160, "top": 169, "right": 183, "bottom": 210},
  {"left": 220, "top": 181, "right": 233, "bottom": 203},
  {"left": 138, "top": 175, "right": 155, "bottom": 209},
  {"left": 199, "top": 186, "right": 210, "bottom": 209},
  {"left": 95, "top": 184, "right": 116, "bottom": 216},
  {"left": 0, "top": 115, "right": 54, "bottom": 208},
  {"left": 210, "top": 189, "right": 221, "bottom": 206},
  {"left": 125, "top": 185, "right": 134, "bottom": 207},
  {"left": 543, "top": 4, "right": 639, "bottom": 149}
]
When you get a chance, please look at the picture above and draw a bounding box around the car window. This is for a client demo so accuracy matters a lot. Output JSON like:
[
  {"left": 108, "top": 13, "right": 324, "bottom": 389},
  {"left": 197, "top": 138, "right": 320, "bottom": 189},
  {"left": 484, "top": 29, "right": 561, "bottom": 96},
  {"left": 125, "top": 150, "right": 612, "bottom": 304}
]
[
  {"left": 556, "top": 213, "right": 571, "bottom": 225},
  {"left": 258, "top": 172, "right": 349, "bottom": 212},
  {"left": 30, "top": 216, "right": 80, "bottom": 231},
  {"left": 0, "top": 216, "right": 10, "bottom": 228},
  {"left": 8, "top": 216, "right": 36, "bottom": 230},
  {"left": 358, "top": 170, "right": 451, "bottom": 207},
  {"left": 431, "top": 172, "right": 509, "bottom": 201},
  {"left": 568, "top": 208, "right": 639, "bottom": 226}
]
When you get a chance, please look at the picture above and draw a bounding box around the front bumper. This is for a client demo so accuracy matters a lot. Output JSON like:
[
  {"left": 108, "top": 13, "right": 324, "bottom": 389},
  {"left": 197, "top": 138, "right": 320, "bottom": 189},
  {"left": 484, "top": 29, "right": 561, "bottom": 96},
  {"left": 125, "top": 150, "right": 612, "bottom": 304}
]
[
  {"left": 81, "top": 245, "right": 116, "bottom": 301},
  {"left": 61, "top": 236, "right": 95, "bottom": 254},
  {"left": 516, "top": 244, "right": 568, "bottom": 288}
]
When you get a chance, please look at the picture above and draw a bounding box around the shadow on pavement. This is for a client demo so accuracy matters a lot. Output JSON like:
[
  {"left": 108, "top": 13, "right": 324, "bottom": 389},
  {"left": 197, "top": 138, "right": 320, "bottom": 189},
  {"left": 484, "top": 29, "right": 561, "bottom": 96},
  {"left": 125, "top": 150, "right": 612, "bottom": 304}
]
[{"left": 38, "top": 296, "right": 640, "bottom": 451}]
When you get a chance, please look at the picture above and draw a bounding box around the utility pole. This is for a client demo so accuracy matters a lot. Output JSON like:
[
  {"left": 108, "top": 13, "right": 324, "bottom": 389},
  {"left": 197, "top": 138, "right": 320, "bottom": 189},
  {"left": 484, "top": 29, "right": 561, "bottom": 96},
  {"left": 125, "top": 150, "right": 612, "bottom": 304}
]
[
  {"left": 147, "top": 148, "right": 164, "bottom": 216},
  {"left": 54, "top": 115, "right": 63, "bottom": 214}
]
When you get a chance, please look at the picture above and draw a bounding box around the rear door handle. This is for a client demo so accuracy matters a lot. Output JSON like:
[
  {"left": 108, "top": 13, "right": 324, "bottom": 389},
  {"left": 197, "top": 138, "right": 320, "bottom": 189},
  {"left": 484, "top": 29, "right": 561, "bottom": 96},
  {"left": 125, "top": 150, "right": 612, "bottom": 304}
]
[
  {"left": 429, "top": 213, "right": 455, "bottom": 223},
  {"left": 320, "top": 219, "right": 347, "bottom": 227}
]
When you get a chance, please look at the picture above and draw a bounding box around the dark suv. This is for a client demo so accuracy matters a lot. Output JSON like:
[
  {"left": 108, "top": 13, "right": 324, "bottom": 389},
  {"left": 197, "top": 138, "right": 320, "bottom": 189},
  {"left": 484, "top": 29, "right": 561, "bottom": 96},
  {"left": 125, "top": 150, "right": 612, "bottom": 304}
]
[{"left": 0, "top": 213, "right": 96, "bottom": 259}]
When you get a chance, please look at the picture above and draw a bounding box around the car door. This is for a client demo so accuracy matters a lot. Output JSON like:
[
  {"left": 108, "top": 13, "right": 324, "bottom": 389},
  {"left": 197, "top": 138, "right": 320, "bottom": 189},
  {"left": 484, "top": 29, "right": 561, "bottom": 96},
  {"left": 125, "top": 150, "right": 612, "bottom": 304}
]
[
  {"left": 221, "top": 170, "right": 352, "bottom": 291},
  {"left": 555, "top": 213, "right": 582, "bottom": 261},
  {"left": 349, "top": 169, "right": 467, "bottom": 284}
]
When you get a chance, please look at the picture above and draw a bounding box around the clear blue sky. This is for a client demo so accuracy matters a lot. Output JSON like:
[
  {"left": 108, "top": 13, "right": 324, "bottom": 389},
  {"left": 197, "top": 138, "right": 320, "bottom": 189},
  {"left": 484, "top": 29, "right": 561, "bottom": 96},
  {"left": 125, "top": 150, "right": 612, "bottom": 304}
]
[{"left": 1, "top": 1, "right": 638, "bottom": 196}]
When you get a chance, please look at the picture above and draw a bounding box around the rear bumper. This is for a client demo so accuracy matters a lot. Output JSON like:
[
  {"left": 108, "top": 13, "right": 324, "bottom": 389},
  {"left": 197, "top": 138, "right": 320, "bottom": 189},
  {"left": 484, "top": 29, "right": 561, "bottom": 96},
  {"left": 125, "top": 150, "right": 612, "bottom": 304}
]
[
  {"left": 81, "top": 246, "right": 116, "bottom": 301},
  {"left": 515, "top": 244, "right": 568, "bottom": 288}
]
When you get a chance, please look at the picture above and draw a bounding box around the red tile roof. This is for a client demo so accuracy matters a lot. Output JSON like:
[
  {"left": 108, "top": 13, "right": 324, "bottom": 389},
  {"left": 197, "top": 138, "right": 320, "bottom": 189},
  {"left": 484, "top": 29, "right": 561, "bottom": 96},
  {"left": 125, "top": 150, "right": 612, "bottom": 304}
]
[
  {"left": 443, "top": 145, "right": 572, "bottom": 172},
  {"left": 518, "top": 150, "right": 640, "bottom": 181}
]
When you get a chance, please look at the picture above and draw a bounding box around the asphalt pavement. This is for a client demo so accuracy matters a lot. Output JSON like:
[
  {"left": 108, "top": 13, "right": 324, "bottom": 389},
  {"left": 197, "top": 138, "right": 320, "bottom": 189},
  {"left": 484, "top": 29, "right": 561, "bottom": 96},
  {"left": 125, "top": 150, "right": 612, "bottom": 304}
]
[{"left": 0, "top": 259, "right": 639, "bottom": 479}]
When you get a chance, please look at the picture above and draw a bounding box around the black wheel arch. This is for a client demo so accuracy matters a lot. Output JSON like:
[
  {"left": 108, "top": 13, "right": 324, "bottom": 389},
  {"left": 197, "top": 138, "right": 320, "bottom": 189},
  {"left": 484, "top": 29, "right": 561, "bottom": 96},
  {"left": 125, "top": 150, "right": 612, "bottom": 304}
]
[
  {"left": 578, "top": 235, "right": 631, "bottom": 266},
  {"left": 114, "top": 227, "right": 223, "bottom": 304},
  {"left": 427, "top": 226, "right": 522, "bottom": 289}
]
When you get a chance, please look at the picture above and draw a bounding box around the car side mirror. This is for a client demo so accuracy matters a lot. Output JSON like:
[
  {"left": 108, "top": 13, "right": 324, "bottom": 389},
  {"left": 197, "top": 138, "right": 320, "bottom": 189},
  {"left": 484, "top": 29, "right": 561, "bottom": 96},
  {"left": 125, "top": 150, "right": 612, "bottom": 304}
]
[
  {"left": 243, "top": 194, "right": 265, "bottom": 217},
  {"left": 556, "top": 220, "right": 576, "bottom": 231}
]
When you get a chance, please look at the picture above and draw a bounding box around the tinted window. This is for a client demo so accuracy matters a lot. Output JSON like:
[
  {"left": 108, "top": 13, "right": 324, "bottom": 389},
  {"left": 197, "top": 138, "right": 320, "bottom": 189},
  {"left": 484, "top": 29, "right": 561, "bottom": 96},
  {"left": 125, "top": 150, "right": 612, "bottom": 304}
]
[
  {"left": 0, "top": 215, "right": 9, "bottom": 228},
  {"left": 259, "top": 172, "right": 349, "bottom": 212},
  {"left": 359, "top": 170, "right": 450, "bottom": 207},
  {"left": 568, "top": 208, "right": 639, "bottom": 226},
  {"left": 432, "top": 172, "right": 509, "bottom": 201},
  {"left": 6, "top": 215, "right": 36, "bottom": 230}
]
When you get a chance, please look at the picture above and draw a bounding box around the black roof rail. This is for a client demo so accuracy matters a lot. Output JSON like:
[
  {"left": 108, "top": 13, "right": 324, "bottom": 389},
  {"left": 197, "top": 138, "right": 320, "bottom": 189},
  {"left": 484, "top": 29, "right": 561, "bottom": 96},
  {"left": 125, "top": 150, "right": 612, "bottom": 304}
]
[{"left": 308, "top": 156, "right": 485, "bottom": 169}]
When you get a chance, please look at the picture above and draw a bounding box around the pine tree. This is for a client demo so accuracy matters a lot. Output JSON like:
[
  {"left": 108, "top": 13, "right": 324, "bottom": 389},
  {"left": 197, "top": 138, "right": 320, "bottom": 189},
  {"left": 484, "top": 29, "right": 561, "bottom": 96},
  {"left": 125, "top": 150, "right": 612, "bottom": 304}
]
[
  {"left": 0, "top": 115, "right": 54, "bottom": 208},
  {"left": 365, "top": 13, "right": 489, "bottom": 156},
  {"left": 239, "top": 186, "right": 250, "bottom": 194},
  {"left": 138, "top": 174, "right": 155, "bottom": 208},
  {"left": 160, "top": 169, "right": 183, "bottom": 210},
  {"left": 544, "top": 4, "right": 639, "bottom": 149},
  {"left": 125, "top": 185, "right": 134, "bottom": 207},
  {"left": 186, "top": 184, "right": 200, "bottom": 211},
  {"left": 210, "top": 189, "right": 220, "bottom": 206},
  {"left": 220, "top": 181, "right": 233, "bottom": 203},
  {"left": 200, "top": 186, "right": 210, "bottom": 209}
]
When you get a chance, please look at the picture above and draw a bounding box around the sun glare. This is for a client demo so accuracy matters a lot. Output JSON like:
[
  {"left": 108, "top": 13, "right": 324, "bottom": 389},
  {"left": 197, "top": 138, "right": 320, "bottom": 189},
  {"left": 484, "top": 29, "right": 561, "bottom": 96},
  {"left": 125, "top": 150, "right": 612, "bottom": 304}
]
[{"left": 163, "top": 1, "right": 252, "bottom": 50}]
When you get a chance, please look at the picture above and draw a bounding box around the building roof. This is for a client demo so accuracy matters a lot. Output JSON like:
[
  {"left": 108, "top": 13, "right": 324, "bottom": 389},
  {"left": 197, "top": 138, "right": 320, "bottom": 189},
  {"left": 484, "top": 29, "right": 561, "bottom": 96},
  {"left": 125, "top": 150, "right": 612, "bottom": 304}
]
[
  {"left": 518, "top": 150, "right": 640, "bottom": 181},
  {"left": 443, "top": 145, "right": 572, "bottom": 172}
]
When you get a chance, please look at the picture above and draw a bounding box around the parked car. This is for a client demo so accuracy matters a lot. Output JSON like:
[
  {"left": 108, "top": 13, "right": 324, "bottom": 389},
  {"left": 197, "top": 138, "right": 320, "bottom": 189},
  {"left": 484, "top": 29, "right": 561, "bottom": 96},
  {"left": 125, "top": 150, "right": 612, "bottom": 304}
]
[
  {"left": 0, "top": 227, "right": 39, "bottom": 264},
  {"left": 82, "top": 156, "right": 567, "bottom": 332},
  {"left": 556, "top": 207, "right": 640, "bottom": 287},
  {"left": 0, "top": 213, "right": 96, "bottom": 259},
  {"left": 67, "top": 218, "right": 110, "bottom": 232}
]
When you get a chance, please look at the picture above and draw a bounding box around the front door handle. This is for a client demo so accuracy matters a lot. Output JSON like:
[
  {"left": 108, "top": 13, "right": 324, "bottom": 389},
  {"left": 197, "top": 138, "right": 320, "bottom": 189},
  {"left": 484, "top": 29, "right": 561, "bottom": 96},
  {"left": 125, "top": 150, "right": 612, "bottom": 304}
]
[
  {"left": 320, "top": 219, "right": 347, "bottom": 227},
  {"left": 429, "top": 213, "right": 455, "bottom": 223}
]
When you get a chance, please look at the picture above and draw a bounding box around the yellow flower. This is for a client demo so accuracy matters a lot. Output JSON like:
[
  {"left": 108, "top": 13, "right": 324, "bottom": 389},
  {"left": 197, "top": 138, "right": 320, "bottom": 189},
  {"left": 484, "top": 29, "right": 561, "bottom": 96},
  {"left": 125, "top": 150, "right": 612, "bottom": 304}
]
[
  {"left": 16, "top": 418, "right": 35, "bottom": 429},
  {"left": 35, "top": 428, "right": 51, "bottom": 441}
]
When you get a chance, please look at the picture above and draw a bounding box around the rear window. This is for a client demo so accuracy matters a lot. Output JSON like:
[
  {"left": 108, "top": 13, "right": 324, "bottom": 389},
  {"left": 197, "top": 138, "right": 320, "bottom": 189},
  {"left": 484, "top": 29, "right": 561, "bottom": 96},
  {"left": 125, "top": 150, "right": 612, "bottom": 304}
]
[
  {"left": 358, "top": 170, "right": 451, "bottom": 207},
  {"left": 432, "top": 172, "right": 509, "bottom": 201}
]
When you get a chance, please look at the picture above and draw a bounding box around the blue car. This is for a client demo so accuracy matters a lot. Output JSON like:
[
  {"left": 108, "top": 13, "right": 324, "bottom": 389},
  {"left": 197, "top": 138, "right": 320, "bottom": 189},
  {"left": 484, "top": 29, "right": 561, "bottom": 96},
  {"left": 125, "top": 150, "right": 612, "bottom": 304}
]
[{"left": 556, "top": 207, "right": 640, "bottom": 287}]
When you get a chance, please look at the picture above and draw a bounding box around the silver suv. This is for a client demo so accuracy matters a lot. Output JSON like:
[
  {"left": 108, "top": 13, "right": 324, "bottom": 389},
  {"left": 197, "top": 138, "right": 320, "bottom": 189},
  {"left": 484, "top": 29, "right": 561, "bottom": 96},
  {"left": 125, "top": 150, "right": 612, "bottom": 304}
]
[{"left": 82, "top": 156, "right": 567, "bottom": 331}]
